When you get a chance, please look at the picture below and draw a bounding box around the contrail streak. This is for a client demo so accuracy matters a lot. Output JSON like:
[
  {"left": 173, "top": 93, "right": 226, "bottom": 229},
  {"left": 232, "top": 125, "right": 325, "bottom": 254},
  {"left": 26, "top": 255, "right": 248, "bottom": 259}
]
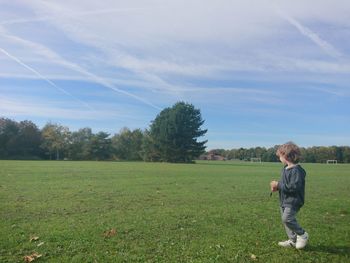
[
  {"left": 277, "top": 10, "right": 342, "bottom": 59},
  {"left": 0, "top": 4, "right": 162, "bottom": 110},
  {"left": 0, "top": 47, "right": 94, "bottom": 110},
  {"left": 0, "top": 31, "right": 161, "bottom": 110},
  {"left": 69, "top": 64, "right": 162, "bottom": 110}
]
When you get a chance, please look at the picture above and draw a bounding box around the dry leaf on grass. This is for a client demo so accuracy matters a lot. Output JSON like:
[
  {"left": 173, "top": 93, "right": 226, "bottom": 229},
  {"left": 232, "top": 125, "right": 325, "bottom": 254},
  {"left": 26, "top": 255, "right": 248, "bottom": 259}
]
[
  {"left": 37, "top": 242, "right": 45, "bottom": 247},
  {"left": 23, "top": 252, "right": 42, "bottom": 262},
  {"left": 29, "top": 236, "right": 39, "bottom": 242},
  {"left": 103, "top": 228, "right": 117, "bottom": 238},
  {"left": 250, "top": 254, "right": 257, "bottom": 260}
]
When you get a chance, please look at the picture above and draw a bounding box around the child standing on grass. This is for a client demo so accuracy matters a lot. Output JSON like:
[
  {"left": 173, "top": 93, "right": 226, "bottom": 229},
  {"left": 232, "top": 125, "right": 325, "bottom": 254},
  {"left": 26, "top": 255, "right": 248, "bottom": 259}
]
[{"left": 270, "top": 142, "right": 309, "bottom": 249}]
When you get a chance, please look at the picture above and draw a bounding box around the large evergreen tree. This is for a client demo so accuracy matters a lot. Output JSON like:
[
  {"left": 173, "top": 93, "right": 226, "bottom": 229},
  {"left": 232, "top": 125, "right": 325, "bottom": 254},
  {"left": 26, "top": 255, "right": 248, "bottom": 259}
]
[{"left": 146, "top": 102, "right": 207, "bottom": 163}]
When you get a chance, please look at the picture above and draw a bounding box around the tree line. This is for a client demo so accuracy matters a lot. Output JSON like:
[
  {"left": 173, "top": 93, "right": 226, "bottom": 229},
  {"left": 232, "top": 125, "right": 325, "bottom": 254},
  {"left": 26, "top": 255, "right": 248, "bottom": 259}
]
[
  {"left": 208, "top": 146, "right": 350, "bottom": 163},
  {"left": 0, "top": 102, "right": 207, "bottom": 163},
  {"left": 1, "top": 100, "right": 349, "bottom": 163}
]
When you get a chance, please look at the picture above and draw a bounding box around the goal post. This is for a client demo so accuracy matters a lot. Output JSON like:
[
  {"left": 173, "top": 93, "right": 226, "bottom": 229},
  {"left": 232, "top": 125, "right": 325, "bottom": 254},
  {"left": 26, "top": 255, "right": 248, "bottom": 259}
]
[
  {"left": 326, "top": 160, "right": 337, "bottom": 164},
  {"left": 250, "top": 157, "right": 262, "bottom": 163}
]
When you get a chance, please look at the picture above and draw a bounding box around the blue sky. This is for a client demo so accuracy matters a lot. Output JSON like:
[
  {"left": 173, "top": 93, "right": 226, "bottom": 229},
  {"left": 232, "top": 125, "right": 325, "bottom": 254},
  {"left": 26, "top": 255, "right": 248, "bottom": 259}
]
[{"left": 1, "top": 0, "right": 349, "bottom": 149}]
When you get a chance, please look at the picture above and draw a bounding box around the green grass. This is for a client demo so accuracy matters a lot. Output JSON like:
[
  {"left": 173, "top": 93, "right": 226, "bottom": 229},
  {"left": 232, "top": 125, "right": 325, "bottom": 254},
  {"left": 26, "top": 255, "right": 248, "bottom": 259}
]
[{"left": 0, "top": 160, "right": 349, "bottom": 262}]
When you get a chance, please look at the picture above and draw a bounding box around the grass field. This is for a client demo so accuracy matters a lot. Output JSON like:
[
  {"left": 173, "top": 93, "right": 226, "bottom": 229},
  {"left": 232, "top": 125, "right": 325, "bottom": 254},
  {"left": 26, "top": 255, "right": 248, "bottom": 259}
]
[{"left": 0, "top": 160, "right": 349, "bottom": 262}]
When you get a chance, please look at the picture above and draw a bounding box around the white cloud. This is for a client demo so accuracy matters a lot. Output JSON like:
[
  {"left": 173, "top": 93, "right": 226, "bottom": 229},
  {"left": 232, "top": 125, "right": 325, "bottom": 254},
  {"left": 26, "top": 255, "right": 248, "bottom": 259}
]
[
  {"left": 2, "top": 1, "right": 350, "bottom": 90},
  {"left": 0, "top": 94, "right": 151, "bottom": 122},
  {"left": 1, "top": 1, "right": 350, "bottom": 147}
]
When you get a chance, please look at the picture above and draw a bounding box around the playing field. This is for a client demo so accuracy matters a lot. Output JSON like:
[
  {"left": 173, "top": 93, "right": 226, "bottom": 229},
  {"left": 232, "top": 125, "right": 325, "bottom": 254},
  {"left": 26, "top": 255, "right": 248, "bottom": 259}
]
[{"left": 0, "top": 161, "right": 349, "bottom": 262}]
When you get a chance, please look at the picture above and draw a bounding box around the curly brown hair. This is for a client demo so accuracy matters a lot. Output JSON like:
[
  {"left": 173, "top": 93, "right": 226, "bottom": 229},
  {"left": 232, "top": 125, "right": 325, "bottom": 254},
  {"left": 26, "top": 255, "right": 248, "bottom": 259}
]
[{"left": 276, "top": 141, "right": 301, "bottom": 163}]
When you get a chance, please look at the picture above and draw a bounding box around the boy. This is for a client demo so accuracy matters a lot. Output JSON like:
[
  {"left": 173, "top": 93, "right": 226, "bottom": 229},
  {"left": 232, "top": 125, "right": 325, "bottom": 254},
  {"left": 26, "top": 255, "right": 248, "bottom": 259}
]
[{"left": 270, "top": 142, "right": 309, "bottom": 249}]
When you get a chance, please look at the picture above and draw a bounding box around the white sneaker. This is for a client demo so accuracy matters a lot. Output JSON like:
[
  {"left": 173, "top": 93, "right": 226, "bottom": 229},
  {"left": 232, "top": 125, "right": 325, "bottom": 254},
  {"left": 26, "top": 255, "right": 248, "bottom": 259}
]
[
  {"left": 278, "top": 240, "right": 296, "bottom": 248},
  {"left": 296, "top": 232, "right": 309, "bottom": 249}
]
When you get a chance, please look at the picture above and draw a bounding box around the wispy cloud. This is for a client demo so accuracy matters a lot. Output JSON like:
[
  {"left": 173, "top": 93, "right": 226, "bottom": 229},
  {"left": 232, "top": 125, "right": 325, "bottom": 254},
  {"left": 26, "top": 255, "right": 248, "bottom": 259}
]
[
  {"left": 1, "top": 1, "right": 349, "bottom": 147},
  {"left": 0, "top": 95, "right": 98, "bottom": 120},
  {"left": 0, "top": 7, "right": 160, "bottom": 26},
  {"left": 0, "top": 94, "right": 151, "bottom": 122}
]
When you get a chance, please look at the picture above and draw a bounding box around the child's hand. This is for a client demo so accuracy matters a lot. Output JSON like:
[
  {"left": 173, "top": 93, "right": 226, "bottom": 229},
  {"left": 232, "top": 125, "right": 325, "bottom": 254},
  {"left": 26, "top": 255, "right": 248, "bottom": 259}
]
[{"left": 270, "top": 180, "right": 278, "bottom": 192}]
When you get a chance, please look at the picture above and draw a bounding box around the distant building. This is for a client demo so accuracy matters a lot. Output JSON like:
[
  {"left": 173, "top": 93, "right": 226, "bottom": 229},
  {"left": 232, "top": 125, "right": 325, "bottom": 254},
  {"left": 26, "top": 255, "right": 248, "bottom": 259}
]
[{"left": 199, "top": 150, "right": 226, "bottom": 161}]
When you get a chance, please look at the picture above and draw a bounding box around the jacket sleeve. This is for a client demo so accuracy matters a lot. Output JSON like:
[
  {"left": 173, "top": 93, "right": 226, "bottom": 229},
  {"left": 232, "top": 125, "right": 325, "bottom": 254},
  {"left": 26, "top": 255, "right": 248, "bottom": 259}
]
[{"left": 278, "top": 169, "right": 303, "bottom": 194}]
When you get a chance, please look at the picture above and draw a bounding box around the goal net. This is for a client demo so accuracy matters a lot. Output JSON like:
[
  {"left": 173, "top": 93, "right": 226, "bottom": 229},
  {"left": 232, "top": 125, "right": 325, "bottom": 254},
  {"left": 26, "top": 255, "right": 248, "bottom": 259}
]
[
  {"left": 326, "top": 160, "right": 337, "bottom": 164},
  {"left": 250, "top": 158, "right": 262, "bottom": 163}
]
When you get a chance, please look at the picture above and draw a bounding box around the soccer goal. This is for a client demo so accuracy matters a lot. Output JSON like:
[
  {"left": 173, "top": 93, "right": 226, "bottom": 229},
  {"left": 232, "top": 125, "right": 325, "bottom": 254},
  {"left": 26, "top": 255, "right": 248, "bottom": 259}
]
[
  {"left": 326, "top": 160, "right": 337, "bottom": 164},
  {"left": 250, "top": 157, "right": 262, "bottom": 163}
]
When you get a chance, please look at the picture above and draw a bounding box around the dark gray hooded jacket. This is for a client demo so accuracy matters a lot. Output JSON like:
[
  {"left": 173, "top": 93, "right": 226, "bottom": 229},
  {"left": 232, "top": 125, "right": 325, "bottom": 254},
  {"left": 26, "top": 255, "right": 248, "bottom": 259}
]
[{"left": 277, "top": 164, "right": 306, "bottom": 210}]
